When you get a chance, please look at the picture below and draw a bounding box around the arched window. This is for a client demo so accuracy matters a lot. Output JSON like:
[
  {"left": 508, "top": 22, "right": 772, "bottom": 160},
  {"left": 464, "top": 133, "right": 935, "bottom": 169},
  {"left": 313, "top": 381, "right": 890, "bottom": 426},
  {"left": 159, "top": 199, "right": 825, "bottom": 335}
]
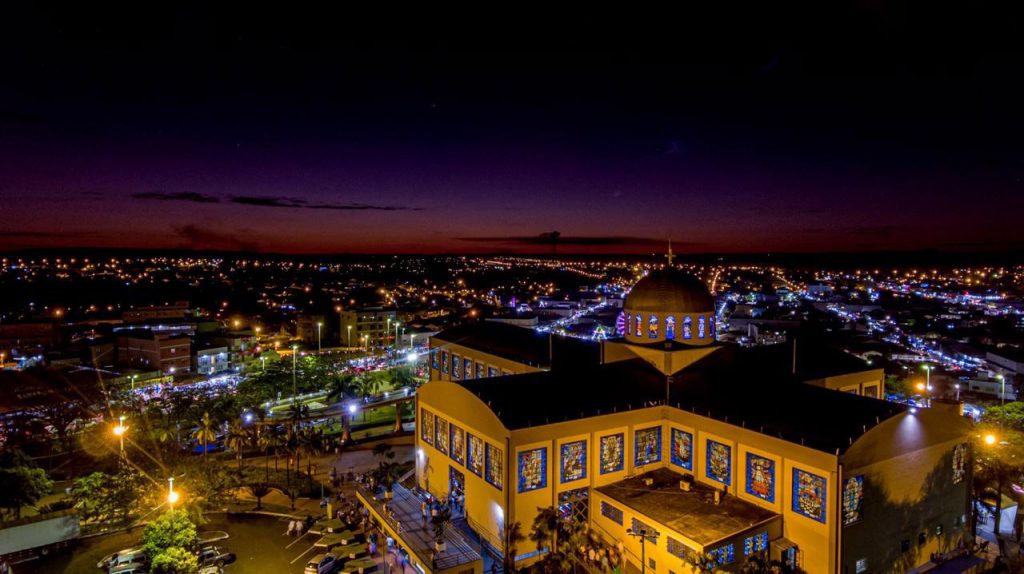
[
  {"left": 698, "top": 315, "right": 706, "bottom": 338},
  {"left": 649, "top": 315, "right": 659, "bottom": 338},
  {"left": 635, "top": 313, "right": 643, "bottom": 337},
  {"left": 666, "top": 316, "right": 676, "bottom": 340},
  {"left": 682, "top": 316, "right": 692, "bottom": 339},
  {"left": 624, "top": 313, "right": 631, "bottom": 336},
  {"left": 709, "top": 315, "right": 715, "bottom": 340}
]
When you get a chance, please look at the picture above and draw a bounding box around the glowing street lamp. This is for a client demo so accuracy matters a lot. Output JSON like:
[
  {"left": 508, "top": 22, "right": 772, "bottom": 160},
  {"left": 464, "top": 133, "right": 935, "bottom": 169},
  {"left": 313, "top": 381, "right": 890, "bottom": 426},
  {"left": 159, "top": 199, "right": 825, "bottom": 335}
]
[
  {"left": 997, "top": 373, "right": 1006, "bottom": 406},
  {"left": 317, "top": 322, "right": 323, "bottom": 355},
  {"left": 167, "top": 476, "right": 180, "bottom": 507},
  {"left": 113, "top": 415, "right": 127, "bottom": 455},
  {"left": 291, "top": 344, "right": 299, "bottom": 401},
  {"left": 984, "top": 433, "right": 998, "bottom": 446},
  {"left": 347, "top": 325, "right": 352, "bottom": 348}
]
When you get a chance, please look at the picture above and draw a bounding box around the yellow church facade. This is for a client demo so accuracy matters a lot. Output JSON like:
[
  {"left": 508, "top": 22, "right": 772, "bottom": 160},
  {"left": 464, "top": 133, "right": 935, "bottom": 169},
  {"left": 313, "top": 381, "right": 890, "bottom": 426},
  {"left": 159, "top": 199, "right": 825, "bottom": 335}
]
[{"left": 413, "top": 269, "right": 971, "bottom": 574}]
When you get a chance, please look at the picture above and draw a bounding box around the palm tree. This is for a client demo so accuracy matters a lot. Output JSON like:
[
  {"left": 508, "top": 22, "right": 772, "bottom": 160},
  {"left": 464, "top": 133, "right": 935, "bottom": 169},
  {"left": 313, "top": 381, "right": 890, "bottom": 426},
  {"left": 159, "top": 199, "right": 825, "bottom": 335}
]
[
  {"left": 502, "top": 521, "right": 525, "bottom": 573},
  {"left": 530, "top": 506, "right": 562, "bottom": 557},
  {"left": 192, "top": 412, "right": 218, "bottom": 459},
  {"left": 225, "top": 420, "right": 248, "bottom": 471},
  {"left": 355, "top": 374, "right": 383, "bottom": 400},
  {"left": 247, "top": 483, "right": 271, "bottom": 510},
  {"left": 325, "top": 372, "right": 357, "bottom": 443}
]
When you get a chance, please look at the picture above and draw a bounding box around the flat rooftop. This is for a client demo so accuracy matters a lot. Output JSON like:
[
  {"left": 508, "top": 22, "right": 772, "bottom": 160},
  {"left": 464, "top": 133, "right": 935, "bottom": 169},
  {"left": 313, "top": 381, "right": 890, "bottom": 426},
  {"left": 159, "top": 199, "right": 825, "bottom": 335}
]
[{"left": 596, "top": 468, "right": 778, "bottom": 548}]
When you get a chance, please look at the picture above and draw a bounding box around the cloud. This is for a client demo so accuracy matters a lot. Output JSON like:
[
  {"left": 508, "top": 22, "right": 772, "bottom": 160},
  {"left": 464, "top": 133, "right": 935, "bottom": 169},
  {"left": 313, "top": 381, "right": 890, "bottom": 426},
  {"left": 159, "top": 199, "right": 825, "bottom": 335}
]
[
  {"left": 230, "top": 195, "right": 423, "bottom": 211},
  {"left": 0, "top": 230, "right": 98, "bottom": 238},
  {"left": 132, "top": 191, "right": 221, "bottom": 203},
  {"left": 457, "top": 233, "right": 684, "bottom": 247},
  {"left": 132, "top": 192, "right": 421, "bottom": 211},
  {"left": 172, "top": 225, "right": 260, "bottom": 252}
]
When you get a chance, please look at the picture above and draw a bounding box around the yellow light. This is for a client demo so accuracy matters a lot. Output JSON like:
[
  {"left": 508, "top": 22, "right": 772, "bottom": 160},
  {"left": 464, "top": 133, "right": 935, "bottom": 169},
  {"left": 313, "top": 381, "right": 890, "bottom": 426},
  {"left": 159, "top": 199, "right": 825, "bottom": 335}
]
[
  {"left": 167, "top": 490, "right": 180, "bottom": 505},
  {"left": 985, "top": 434, "right": 998, "bottom": 446},
  {"left": 113, "top": 425, "right": 125, "bottom": 436},
  {"left": 916, "top": 382, "right": 926, "bottom": 392}
]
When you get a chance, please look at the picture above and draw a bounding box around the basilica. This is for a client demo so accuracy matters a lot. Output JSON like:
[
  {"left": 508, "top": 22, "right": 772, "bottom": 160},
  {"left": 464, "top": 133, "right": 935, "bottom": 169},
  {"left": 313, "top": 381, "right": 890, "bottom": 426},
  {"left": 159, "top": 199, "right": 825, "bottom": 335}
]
[{"left": 413, "top": 268, "right": 971, "bottom": 574}]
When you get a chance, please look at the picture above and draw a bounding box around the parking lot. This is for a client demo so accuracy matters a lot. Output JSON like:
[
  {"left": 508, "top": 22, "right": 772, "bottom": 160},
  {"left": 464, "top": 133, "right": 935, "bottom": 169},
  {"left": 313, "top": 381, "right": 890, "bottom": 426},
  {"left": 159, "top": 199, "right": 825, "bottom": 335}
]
[{"left": 18, "top": 512, "right": 386, "bottom": 574}]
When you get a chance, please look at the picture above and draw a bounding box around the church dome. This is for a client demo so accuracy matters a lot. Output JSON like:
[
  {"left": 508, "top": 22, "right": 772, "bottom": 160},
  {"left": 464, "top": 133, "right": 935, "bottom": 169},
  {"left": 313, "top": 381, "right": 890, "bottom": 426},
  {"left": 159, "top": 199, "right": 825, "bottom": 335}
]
[
  {"left": 625, "top": 268, "right": 713, "bottom": 313},
  {"left": 621, "top": 268, "right": 716, "bottom": 346}
]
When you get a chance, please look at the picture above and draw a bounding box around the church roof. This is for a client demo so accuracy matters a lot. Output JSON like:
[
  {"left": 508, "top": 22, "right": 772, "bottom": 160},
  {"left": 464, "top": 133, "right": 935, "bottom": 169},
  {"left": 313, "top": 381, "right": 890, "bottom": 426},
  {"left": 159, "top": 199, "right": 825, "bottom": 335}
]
[
  {"left": 431, "top": 321, "right": 600, "bottom": 370},
  {"left": 624, "top": 268, "right": 714, "bottom": 313},
  {"left": 456, "top": 344, "right": 905, "bottom": 454}
]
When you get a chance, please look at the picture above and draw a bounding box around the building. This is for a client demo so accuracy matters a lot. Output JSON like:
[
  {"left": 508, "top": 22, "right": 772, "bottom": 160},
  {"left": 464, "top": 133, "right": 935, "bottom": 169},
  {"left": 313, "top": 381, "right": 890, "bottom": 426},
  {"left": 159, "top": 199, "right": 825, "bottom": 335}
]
[
  {"left": 409, "top": 269, "right": 971, "bottom": 574},
  {"left": 194, "top": 345, "right": 230, "bottom": 376},
  {"left": 122, "top": 301, "right": 191, "bottom": 323},
  {"left": 0, "top": 321, "right": 61, "bottom": 351},
  {"left": 340, "top": 306, "right": 397, "bottom": 348},
  {"left": 115, "top": 330, "right": 191, "bottom": 374},
  {"left": 214, "top": 330, "right": 260, "bottom": 372},
  {"left": 297, "top": 314, "right": 327, "bottom": 346}
]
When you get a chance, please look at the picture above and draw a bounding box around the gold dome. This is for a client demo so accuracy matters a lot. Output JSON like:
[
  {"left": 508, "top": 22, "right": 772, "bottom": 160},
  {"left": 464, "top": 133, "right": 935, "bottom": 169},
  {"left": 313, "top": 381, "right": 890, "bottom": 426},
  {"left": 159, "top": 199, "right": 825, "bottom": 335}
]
[{"left": 625, "top": 268, "right": 713, "bottom": 313}]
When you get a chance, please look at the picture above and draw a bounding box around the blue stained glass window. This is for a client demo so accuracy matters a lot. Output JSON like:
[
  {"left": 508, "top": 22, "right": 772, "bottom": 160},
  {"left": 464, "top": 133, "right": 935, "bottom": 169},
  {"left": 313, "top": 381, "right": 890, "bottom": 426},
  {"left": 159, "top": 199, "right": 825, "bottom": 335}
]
[
  {"left": 625, "top": 313, "right": 631, "bottom": 335},
  {"left": 698, "top": 315, "right": 706, "bottom": 338},
  {"left": 706, "top": 440, "right": 731, "bottom": 485},
  {"left": 635, "top": 314, "right": 643, "bottom": 337},
  {"left": 682, "top": 316, "right": 692, "bottom": 339},
  {"left": 431, "top": 351, "right": 439, "bottom": 370},
  {"left": 488, "top": 367, "right": 499, "bottom": 378},
  {"left": 560, "top": 440, "right": 587, "bottom": 483},
  {"left": 709, "top": 544, "right": 734, "bottom": 564},
  {"left": 649, "top": 315, "right": 659, "bottom": 339},
  {"left": 463, "top": 358, "right": 473, "bottom": 379},
  {"left": 745, "top": 453, "right": 775, "bottom": 503},
  {"left": 666, "top": 316, "right": 676, "bottom": 339},
  {"left": 670, "top": 428, "right": 693, "bottom": 470},
  {"left": 476, "top": 363, "right": 486, "bottom": 379},
  {"left": 441, "top": 351, "right": 449, "bottom": 374},
  {"left": 600, "top": 501, "right": 623, "bottom": 525},
  {"left": 451, "top": 354, "right": 461, "bottom": 379},
  {"left": 743, "top": 532, "right": 769, "bottom": 556},
  {"left": 793, "top": 468, "right": 827, "bottom": 523},
  {"left": 667, "top": 537, "right": 690, "bottom": 559},
  {"left": 517, "top": 448, "right": 547, "bottom": 493},
  {"left": 709, "top": 315, "right": 715, "bottom": 339},
  {"left": 634, "top": 426, "right": 662, "bottom": 465}
]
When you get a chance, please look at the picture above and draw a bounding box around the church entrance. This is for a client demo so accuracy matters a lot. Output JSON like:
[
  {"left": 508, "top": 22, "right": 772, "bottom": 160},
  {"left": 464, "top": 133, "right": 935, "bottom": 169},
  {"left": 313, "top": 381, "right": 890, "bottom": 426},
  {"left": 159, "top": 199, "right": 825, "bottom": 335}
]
[{"left": 449, "top": 466, "right": 466, "bottom": 517}]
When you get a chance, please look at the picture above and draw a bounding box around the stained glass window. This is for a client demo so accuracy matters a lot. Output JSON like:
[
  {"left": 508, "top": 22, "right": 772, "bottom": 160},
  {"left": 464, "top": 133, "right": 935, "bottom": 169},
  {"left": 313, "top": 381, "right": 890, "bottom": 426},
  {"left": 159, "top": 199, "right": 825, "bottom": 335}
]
[
  {"left": 467, "top": 433, "right": 484, "bottom": 476},
  {"left": 600, "top": 501, "right": 623, "bottom": 525},
  {"left": 745, "top": 453, "right": 775, "bottom": 502},
  {"left": 666, "top": 316, "right": 676, "bottom": 340},
  {"left": 420, "top": 409, "right": 434, "bottom": 445},
  {"left": 648, "top": 315, "right": 659, "bottom": 339},
  {"left": 431, "top": 350, "right": 439, "bottom": 370},
  {"left": 667, "top": 537, "right": 690, "bottom": 559},
  {"left": 463, "top": 358, "right": 473, "bottom": 380},
  {"left": 560, "top": 440, "right": 587, "bottom": 483},
  {"left": 682, "top": 316, "right": 692, "bottom": 339},
  {"left": 435, "top": 417, "right": 449, "bottom": 455},
  {"left": 488, "top": 367, "right": 499, "bottom": 378},
  {"left": 441, "top": 351, "right": 449, "bottom": 374},
  {"left": 631, "top": 518, "right": 659, "bottom": 539},
  {"left": 709, "top": 315, "right": 715, "bottom": 339},
  {"left": 698, "top": 315, "right": 706, "bottom": 338},
  {"left": 952, "top": 443, "right": 967, "bottom": 484},
  {"left": 486, "top": 443, "right": 504, "bottom": 490},
  {"left": 743, "top": 533, "right": 769, "bottom": 556},
  {"left": 709, "top": 544, "right": 734, "bottom": 564},
  {"left": 451, "top": 354, "right": 461, "bottom": 379},
  {"left": 518, "top": 448, "right": 547, "bottom": 493},
  {"left": 450, "top": 424, "right": 465, "bottom": 465},
  {"left": 623, "top": 313, "right": 631, "bottom": 336},
  {"left": 670, "top": 428, "right": 693, "bottom": 470},
  {"left": 634, "top": 426, "right": 662, "bottom": 466},
  {"left": 635, "top": 313, "right": 643, "bottom": 337},
  {"left": 842, "top": 475, "right": 864, "bottom": 525},
  {"left": 600, "top": 434, "right": 624, "bottom": 474},
  {"left": 793, "top": 468, "right": 827, "bottom": 523},
  {"left": 476, "top": 363, "right": 486, "bottom": 379},
  {"left": 706, "top": 440, "right": 731, "bottom": 485}
]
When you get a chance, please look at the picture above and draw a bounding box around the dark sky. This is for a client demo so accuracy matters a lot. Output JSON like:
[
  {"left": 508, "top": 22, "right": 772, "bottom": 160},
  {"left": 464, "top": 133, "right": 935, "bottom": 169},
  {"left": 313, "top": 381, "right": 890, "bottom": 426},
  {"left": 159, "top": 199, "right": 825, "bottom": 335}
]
[{"left": 2, "top": 8, "right": 1024, "bottom": 254}]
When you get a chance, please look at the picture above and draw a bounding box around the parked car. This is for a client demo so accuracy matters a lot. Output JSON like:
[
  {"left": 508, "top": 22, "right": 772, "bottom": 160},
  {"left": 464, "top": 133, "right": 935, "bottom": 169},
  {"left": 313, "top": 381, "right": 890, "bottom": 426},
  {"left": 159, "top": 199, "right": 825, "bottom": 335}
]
[
  {"left": 109, "top": 561, "right": 148, "bottom": 574},
  {"left": 305, "top": 553, "right": 338, "bottom": 574},
  {"left": 97, "top": 547, "right": 145, "bottom": 570},
  {"left": 197, "top": 545, "right": 236, "bottom": 568}
]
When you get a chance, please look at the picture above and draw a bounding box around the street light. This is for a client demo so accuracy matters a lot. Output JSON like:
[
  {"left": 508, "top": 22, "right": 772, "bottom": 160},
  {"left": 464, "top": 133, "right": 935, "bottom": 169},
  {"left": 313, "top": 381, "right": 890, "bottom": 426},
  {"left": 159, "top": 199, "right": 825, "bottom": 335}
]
[
  {"left": 997, "top": 373, "right": 1006, "bottom": 406},
  {"left": 113, "top": 415, "right": 127, "bottom": 455},
  {"left": 347, "top": 325, "right": 352, "bottom": 348},
  {"left": 317, "top": 322, "right": 322, "bottom": 355},
  {"left": 291, "top": 345, "right": 299, "bottom": 402},
  {"left": 954, "top": 383, "right": 960, "bottom": 402},
  {"left": 167, "top": 476, "right": 180, "bottom": 507},
  {"left": 984, "top": 433, "right": 998, "bottom": 446},
  {"left": 626, "top": 527, "right": 657, "bottom": 574}
]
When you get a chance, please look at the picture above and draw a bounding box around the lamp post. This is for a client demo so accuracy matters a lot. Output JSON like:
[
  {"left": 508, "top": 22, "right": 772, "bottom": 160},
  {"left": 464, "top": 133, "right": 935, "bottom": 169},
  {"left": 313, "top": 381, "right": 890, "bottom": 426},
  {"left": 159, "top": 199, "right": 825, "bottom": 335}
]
[
  {"left": 291, "top": 345, "right": 298, "bottom": 403},
  {"left": 386, "top": 318, "right": 391, "bottom": 346},
  {"left": 395, "top": 322, "right": 401, "bottom": 349},
  {"left": 113, "top": 415, "right": 127, "bottom": 456},
  {"left": 167, "top": 476, "right": 179, "bottom": 508},
  {"left": 129, "top": 374, "right": 137, "bottom": 391},
  {"left": 921, "top": 364, "right": 933, "bottom": 407},
  {"left": 317, "top": 322, "right": 323, "bottom": 355},
  {"left": 997, "top": 373, "right": 1006, "bottom": 406},
  {"left": 954, "top": 383, "right": 960, "bottom": 402},
  {"left": 626, "top": 527, "right": 656, "bottom": 574},
  {"left": 347, "top": 325, "right": 352, "bottom": 348}
]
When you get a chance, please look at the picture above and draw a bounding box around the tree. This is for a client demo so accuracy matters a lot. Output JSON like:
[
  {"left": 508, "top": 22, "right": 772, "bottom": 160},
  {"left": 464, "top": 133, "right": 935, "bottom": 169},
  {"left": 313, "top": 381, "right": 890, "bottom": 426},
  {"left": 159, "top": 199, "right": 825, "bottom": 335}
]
[
  {"left": 325, "top": 373, "right": 358, "bottom": 443},
  {"left": 247, "top": 483, "right": 271, "bottom": 510},
  {"left": 192, "top": 412, "right": 218, "bottom": 459},
  {"left": 431, "top": 505, "right": 452, "bottom": 546},
  {"left": 225, "top": 420, "right": 247, "bottom": 471},
  {"left": 684, "top": 552, "right": 718, "bottom": 574},
  {"left": 70, "top": 469, "right": 144, "bottom": 525},
  {"left": 373, "top": 443, "right": 396, "bottom": 467},
  {"left": 0, "top": 464, "right": 52, "bottom": 519},
  {"left": 530, "top": 506, "right": 562, "bottom": 556},
  {"left": 884, "top": 374, "right": 909, "bottom": 397},
  {"left": 150, "top": 546, "right": 199, "bottom": 574},
  {"left": 502, "top": 521, "right": 525, "bottom": 573},
  {"left": 390, "top": 366, "right": 417, "bottom": 389},
  {"left": 973, "top": 423, "right": 1024, "bottom": 536},
  {"left": 143, "top": 509, "right": 198, "bottom": 558},
  {"left": 983, "top": 402, "right": 1024, "bottom": 431}
]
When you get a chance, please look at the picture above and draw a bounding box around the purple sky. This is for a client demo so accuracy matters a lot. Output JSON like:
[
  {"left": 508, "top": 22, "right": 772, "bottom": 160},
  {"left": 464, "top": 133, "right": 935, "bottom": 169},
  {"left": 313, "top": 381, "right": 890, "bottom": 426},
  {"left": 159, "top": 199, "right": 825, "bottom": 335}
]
[{"left": 2, "top": 18, "right": 1023, "bottom": 254}]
